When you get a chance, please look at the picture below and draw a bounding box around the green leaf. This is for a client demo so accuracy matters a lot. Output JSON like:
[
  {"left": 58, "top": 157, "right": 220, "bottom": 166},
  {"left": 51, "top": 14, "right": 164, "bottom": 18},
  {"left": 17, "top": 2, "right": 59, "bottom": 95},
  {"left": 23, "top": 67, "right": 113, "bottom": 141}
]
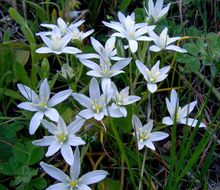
[
  {"left": 98, "top": 179, "right": 122, "bottom": 190},
  {"left": 119, "top": 0, "right": 132, "bottom": 11},
  {"left": 15, "top": 62, "right": 31, "bottom": 86},
  {"left": 31, "top": 177, "right": 47, "bottom": 189},
  {"left": 26, "top": 142, "right": 44, "bottom": 165}
]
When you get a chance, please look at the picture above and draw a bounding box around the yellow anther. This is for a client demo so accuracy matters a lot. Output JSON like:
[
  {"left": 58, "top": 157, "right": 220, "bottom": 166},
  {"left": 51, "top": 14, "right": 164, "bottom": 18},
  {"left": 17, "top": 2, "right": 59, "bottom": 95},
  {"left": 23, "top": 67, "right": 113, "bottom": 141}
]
[{"left": 69, "top": 180, "right": 77, "bottom": 187}]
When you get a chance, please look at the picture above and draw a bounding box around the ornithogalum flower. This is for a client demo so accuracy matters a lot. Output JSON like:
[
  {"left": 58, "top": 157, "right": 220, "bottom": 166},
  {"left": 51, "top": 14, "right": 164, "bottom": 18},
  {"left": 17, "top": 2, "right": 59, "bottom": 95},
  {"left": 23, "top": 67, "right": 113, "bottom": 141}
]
[
  {"left": 77, "top": 37, "right": 124, "bottom": 62},
  {"left": 72, "top": 78, "right": 112, "bottom": 121},
  {"left": 17, "top": 79, "right": 72, "bottom": 134},
  {"left": 162, "top": 89, "right": 206, "bottom": 127},
  {"left": 144, "top": 0, "right": 170, "bottom": 23},
  {"left": 36, "top": 27, "right": 81, "bottom": 55},
  {"left": 149, "top": 27, "right": 187, "bottom": 53},
  {"left": 36, "top": 17, "right": 85, "bottom": 36},
  {"left": 110, "top": 82, "right": 141, "bottom": 117},
  {"left": 33, "top": 117, "right": 85, "bottom": 165},
  {"left": 132, "top": 115, "right": 169, "bottom": 150},
  {"left": 103, "top": 11, "right": 155, "bottom": 53},
  {"left": 136, "top": 60, "right": 170, "bottom": 93},
  {"left": 40, "top": 147, "right": 108, "bottom": 190},
  {"left": 79, "top": 57, "right": 132, "bottom": 79}
]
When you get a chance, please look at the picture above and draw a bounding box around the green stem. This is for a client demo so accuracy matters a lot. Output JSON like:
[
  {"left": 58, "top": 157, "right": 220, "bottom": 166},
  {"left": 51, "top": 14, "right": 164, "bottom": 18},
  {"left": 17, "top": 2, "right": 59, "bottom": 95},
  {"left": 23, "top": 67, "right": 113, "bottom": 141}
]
[{"left": 138, "top": 148, "right": 147, "bottom": 190}]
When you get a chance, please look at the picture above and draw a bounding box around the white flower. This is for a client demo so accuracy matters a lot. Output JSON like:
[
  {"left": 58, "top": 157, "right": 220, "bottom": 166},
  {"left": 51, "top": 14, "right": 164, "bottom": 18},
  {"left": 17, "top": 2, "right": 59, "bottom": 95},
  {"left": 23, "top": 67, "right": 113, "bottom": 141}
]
[
  {"left": 103, "top": 11, "right": 155, "bottom": 53},
  {"left": 149, "top": 27, "right": 187, "bottom": 53},
  {"left": 145, "top": 0, "right": 170, "bottom": 23},
  {"left": 162, "top": 90, "right": 206, "bottom": 128},
  {"left": 136, "top": 60, "right": 170, "bottom": 93},
  {"left": 71, "top": 27, "right": 94, "bottom": 41},
  {"left": 36, "top": 27, "right": 81, "bottom": 55},
  {"left": 110, "top": 82, "right": 141, "bottom": 117},
  {"left": 72, "top": 78, "right": 112, "bottom": 121},
  {"left": 40, "top": 147, "right": 108, "bottom": 190},
  {"left": 132, "top": 115, "right": 169, "bottom": 150},
  {"left": 33, "top": 117, "right": 85, "bottom": 165},
  {"left": 17, "top": 79, "right": 72, "bottom": 135},
  {"left": 77, "top": 37, "right": 124, "bottom": 61},
  {"left": 79, "top": 57, "right": 131, "bottom": 79},
  {"left": 36, "top": 17, "right": 85, "bottom": 36}
]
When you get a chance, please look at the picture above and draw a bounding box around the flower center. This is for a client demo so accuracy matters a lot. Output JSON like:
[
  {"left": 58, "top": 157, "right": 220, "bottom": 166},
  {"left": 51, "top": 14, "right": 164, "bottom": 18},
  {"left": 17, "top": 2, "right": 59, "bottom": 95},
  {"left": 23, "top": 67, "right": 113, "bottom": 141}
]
[
  {"left": 69, "top": 180, "right": 77, "bottom": 187},
  {"left": 116, "top": 94, "right": 123, "bottom": 106},
  {"left": 139, "top": 129, "right": 149, "bottom": 143},
  {"left": 39, "top": 102, "right": 46, "bottom": 107},
  {"left": 147, "top": 69, "right": 159, "bottom": 83},
  {"left": 56, "top": 132, "right": 67, "bottom": 143},
  {"left": 176, "top": 107, "right": 181, "bottom": 121},
  {"left": 52, "top": 36, "right": 62, "bottom": 51},
  {"left": 92, "top": 99, "right": 103, "bottom": 113}
]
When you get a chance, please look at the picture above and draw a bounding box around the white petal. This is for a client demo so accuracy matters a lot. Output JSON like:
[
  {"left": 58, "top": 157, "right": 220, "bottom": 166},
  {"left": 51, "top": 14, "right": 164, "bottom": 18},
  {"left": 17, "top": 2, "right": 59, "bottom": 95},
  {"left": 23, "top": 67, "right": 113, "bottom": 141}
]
[
  {"left": 91, "top": 37, "right": 103, "bottom": 54},
  {"left": 40, "top": 23, "right": 56, "bottom": 29},
  {"left": 61, "top": 34, "right": 72, "bottom": 48},
  {"left": 32, "top": 136, "right": 55, "bottom": 146},
  {"left": 132, "top": 114, "right": 142, "bottom": 131},
  {"left": 80, "top": 170, "right": 108, "bottom": 185},
  {"left": 62, "top": 47, "right": 81, "bottom": 54},
  {"left": 45, "top": 141, "right": 62, "bottom": 156},
  {"left": 79, "top": 59, "right": 100, "bottom": 70},
  {"left": 48, "top": 89, "right": 72, "bottom": 107},
  {"left": 40, "top": 162, "right": 69, "bottom": 182},
  {"left": 61, "top": 144, "right": 74, "bottom": 165},
  {"left": 170, "top": 90, "right": 179, "bottom": 109},
  {"left": 40, "top": 35, "right": 52, "bottom": 49},
  {"left": 144, "top": 140, "right": 155, "bottom": 150},
  {"left": 138, "top": 141, "right": 145, "bottom": 150},
  {"left": 78, "top": 109, "right": 94, "bottom": 120},
  {"left": 149, "top": 45, "right": 162, "bottom": 52},
  {"left": 41, "top": 120, "right": 57, "bottom": 135},
  {"left": 179, "top": 118, "right": 206, "bottom": 128},
  {"left": 166, "top": 45, "right": 187, "bottom": 53},
  {"left": 93, "top": 112, "right": 104, "bottom": 121},
  {"left": 39, "top": 79, "right": 50, "bottom": 103},
  {"left": 180, "top": 101, "right": 197, "bottom": 118},
  {"left": 70, "top": 147, "right": 81, "bottom": 179},
  {"left": 29, "top": 112, "right": 44, "bottom": 135},
  {"left": 46, "top": 183, "right": 68, "bottom": 190},
  {"left": 136, "top": 60, "right": 149, "bottom": 79},
  {"left": 136, "top": 36, "right": 153, "bottom": 41},
  {"left": 67, "top": 135, "right": 85, "bottom": 146},
  {"left": 77, "top": 185, "right": 91, "bottom": 190},
  {"left": 149, "top": 132, "right": 169, "bottom": 141},
  {"left": 17, "top": 102, "right": 39, "bottom": 111},
  {"left": 143, "top": 119, "right": 153, "bottom": 133},
  {"left": 166, "top": 36, "right": 180, "bottom": 45},
  {"left": 165, "top": 98, "right": 174, "bottom": 117},
  {"left": 89, "top": 78, "right": 100, "bottom": 100},
  {"left": 76, "top": 53, "right": 100, "bottom": 59},
  {"left": 72, "top": 93, "right": 91, "bottom": 108},
  {"left": 162, "top": 116, "right": 174, "bottom": 125},
  {"left": 123, "top": 96, "right": 141, "bottom": 105},
  {"left": 45, "top": 108, "right": 59, "bottom": 122},
  {"left": 17, "top": 84, "right": 39, "bottom": 102},
  {"left": 147, "top": 83, "right": 157, "bottom": 93},
  {"left": 67, "top": 118, "right": 85, "bottom": 133},
  {"left": 118, "top": 11, "right": 126, "bottom": 24},
  {"left": 128, "top": 40, "right": 138, "bottom": 53},
  {"left": 155, "top": 0, "right": 163, "bottom": 11},
  {"left": 111, "top": 57, "right": 131, "bottom": 71},
  {"left": 87, "top": 70, "right": 102, "bottom": 77},
  {"left": 36, "top": 47, "right": 53, "bottom": 54},
  {"left": 119, "top": 107, "right": 127, "bottom": 117},
  {"left": 105, "top": 37, "right": 116, "bottom": 52}
]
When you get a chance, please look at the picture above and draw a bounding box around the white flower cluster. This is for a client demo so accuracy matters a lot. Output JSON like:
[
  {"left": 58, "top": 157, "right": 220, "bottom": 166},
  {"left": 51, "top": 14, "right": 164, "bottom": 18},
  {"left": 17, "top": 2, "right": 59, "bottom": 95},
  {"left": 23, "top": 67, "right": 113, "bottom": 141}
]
[{"left": 16, "top": 1, "right": 207, "bottom": 189}]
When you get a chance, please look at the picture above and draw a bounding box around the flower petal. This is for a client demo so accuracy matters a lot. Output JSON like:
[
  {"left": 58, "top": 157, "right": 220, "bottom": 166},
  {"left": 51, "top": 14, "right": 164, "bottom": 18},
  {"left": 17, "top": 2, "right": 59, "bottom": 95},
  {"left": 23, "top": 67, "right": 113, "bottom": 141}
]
[
  {"left": 46, "top": 183, "right": 68, "bottom": 190},
  {"left": 89, "top": 78, "right": 100, "bottom": 100},
  {"left": 32, "top": 136, "right": 55, "bottom": 146},
  {"left": 180, "top": 101, "right": 197, "bottom": 118},
  {"left": 61, "top": 144, "right": 74, "bottom": 165},
  {"left": 39, "top": 79, "right": 50, "bottom": 103},
  {"left": 45, "top": 141, "right": 62, "bottom": 157},
  {"left": 79, "top": 59, "right": 100, "bottom": 70},
  {"left": 149, "top": 45, "right": 162, "bottom": 52},
  {"left": 80, "top": 170, "right": 108, "bottom": 185},
  {"left": 29, "top": 112, "right": 44, "bottom": 135},
  {"left": 132, "top": 114, "right": 142, "bottom": 131},
  {"left": 41, "top": 119, "right": 57, "bottom": 135},
  {"left": 17, "top": 102, "right": 39, "bottom": 111},
  {"left": 162, "top": 116, "right": 174, "bottom": 125},
  {"left": 40, "top": 162, "right": 69, "bottom": 182},
  {"left": 48, "top": 89, "right": 72, "bottom": 107},
  {"left": 67, "top": 117, "right": 85, "bottom": 134},
  {"left": 179, "top": 118, "right": 206, "bottom": 128},
  {"left": 45, "top": 108, "right": 59, "bottom": 122},
  {"left": 78, "top": 109, "right": 94, "bottom": 120},
  {"left": 149, "top": 132, "right": 169, "bottom": 141},
  {"left": 72, "top": 93, "right": 91, "bottom": 108},
  {"left": 67, "top": 135, "right": 85, "bottom": 146},
  {"left": 17, "top": 84, "right": 39, "bottom": 102},
  {"left": 128, "top": 40, "right": 138, "bottom": 53},
  {"left": 36, "top": 47, "right": 53, "bottom": 54},
  {"left": 70, "top": 147, "right": 81, "bottom": 179},
  {"left": 144, "top": 140, "right": 155, "bottom": 150},
  {"left": 147, "top": 83, "right": 157, "bottom": 93},
  {"left": 166, "top": 45, "right": 187, "bottom": 53},
  {"left": 62, "top": 47, "right": 82, "bottom": 54}
]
